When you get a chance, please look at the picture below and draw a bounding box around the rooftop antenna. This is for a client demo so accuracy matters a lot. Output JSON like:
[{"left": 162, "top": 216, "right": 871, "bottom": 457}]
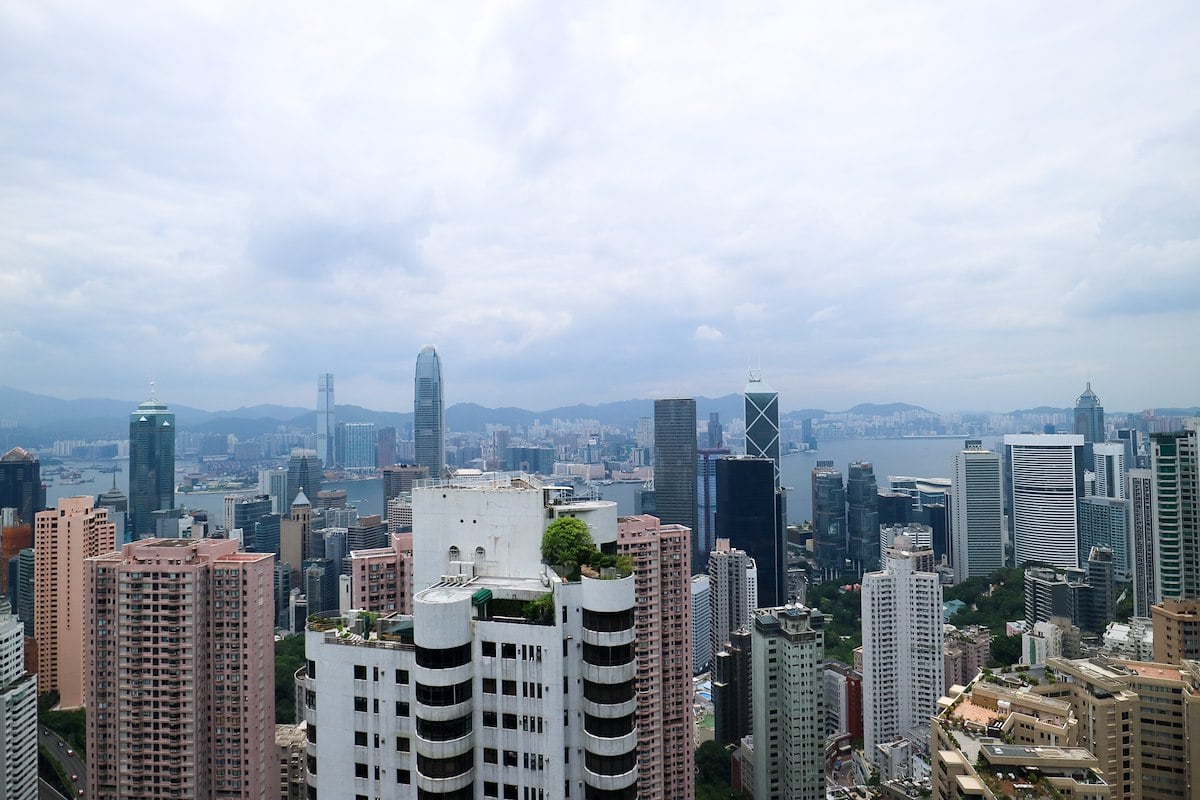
[
  {"left": 748, "top": 354, "right": 762, "bottom": 383},
  {"left": 149, "top": 378, "right": 157, "bottom": 403}
]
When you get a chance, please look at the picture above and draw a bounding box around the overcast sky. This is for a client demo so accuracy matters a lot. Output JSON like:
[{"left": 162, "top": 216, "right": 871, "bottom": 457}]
[{"left": 2, "top": 2, "right": 1197, "bottom": 414}]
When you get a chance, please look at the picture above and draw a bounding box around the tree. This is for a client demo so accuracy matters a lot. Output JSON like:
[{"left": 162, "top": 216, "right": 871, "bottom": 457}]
[
  {"left": 541, "top": 517, "right": 595, "bottom": 566},
  {"left": 275, "top": 635, "right": 306, "bottom": 723}
]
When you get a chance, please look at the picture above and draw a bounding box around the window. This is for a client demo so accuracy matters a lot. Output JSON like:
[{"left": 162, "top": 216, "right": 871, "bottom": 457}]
[
  {"left": 501, "top": 643, "right": 516, "bottom": 659},
  {"left": 502, "top": 680, "right": 517, "bottom": 696},
  {"left": 354, "top": 730, "right": 367, "bottom": 747},
  {"left": 483, "top": 711, "right": 497, "bottom": 727},
  {"left": 482, "top": 641, "right": 497, "bottom": 657},
  {"left": 396, "top": 737, "right": 410, "bottom": 752},
  {"left": 483, "top": 678, "right": 497, "bottom": 694},
  {"left": 504, "top": 784, "right": 518, "bottom": 800},
  {"left": 484, "top": 782, "right": 499, "bottom": 798},
  {"left": 354, "top": 664, "right": 367, "bottom": 680},
  {"left": 416, "top": 643, "right": 472, "bottom": 669},
  {"left": 395, "top": 701, "right": 409, "bottom": 717},
  {"left": 396, "top": 770, "right": 411, "bottom": 784},
  {"left": 484, "top": 748, "right": 498, "bottom": 764},
  {"left": 395, "top": 669, "right": 409, "bottom": 685},
  {"left": 353, "top": 696, "right": 367, "bottom": 712},
  {"left": 502, "top": 713, "right": 517, "bottom": 730},
  {"left": 354, "top": 763, "right": 368, "bottom": 779}
]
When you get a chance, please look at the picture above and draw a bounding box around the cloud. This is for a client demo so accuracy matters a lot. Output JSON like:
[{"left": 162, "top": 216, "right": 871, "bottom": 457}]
[{"left": 1, "top": 2, "right": 1198, "bottom": 413}]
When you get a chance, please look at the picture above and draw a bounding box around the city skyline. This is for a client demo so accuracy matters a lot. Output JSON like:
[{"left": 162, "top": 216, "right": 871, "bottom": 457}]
[{"left": 2, "top": 5, "right": 1198, "bottom": 413}]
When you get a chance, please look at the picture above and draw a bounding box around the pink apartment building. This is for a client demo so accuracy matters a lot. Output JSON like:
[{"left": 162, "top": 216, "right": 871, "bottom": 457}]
[
  {"left": 617, "top": 514, "right": 695, "bottom": 800},
  {"left": 347, "top": 531, "right": 413, "bottom": 614},
  {"left": 34, "top": 496, "right": 116, "bottom": 709},
  {"left": 86, "top": 538, "right": 275, "bottom": 800}
]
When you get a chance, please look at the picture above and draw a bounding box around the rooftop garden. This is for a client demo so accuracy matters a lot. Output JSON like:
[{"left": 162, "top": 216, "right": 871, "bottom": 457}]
[{"left": 541, "top": 517, "right": 632, "bottom": 581}]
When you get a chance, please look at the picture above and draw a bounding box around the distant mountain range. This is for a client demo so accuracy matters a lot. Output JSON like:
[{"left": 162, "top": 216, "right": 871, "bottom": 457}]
[{"left": 0, "top": 385, "right": 1194, "bottom": 445}]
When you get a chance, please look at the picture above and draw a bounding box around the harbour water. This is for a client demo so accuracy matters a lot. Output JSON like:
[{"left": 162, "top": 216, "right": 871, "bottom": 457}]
[{"left": 44, "top": 436, "right": 987, "bottom": 528}]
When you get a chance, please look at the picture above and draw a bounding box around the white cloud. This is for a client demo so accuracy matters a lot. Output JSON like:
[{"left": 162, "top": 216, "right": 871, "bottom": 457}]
[{"left": 0, "top": 2, "right": 1198, "bottom": 412}]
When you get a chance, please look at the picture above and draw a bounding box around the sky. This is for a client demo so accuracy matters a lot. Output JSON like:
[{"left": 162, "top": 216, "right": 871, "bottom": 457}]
[{"left": 2, "top": 2, "right": 1198, "bottom": 414}]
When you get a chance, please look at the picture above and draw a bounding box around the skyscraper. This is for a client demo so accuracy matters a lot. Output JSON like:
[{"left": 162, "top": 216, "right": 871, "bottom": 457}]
[
  {"left": 316, "top": 373, "right": 334, "bottom": 467},
  {"left": 696, "top": 446, "right": 730, "bottom": 559},
  {"left": 340, "top": 422, "right": 377, "bottom": 469},
  {"left": 1151, "top": 423, "right": 1199, "bottom": 601},
  {"left": 618, "top": 515, "right": 695, "bottom": 800},
  {"left": 691, "top": 574, "right": 711, "bottom": 674},
  {"left": 34, "top": 496, "right": 116, "bottom": 708},
  {"left": 1005, "top": 434, "right": 1085, "bottom": 571},
  {"left": 1079, "top": 496, "right": 1130, "bottom": 580},
  {"left": 846, "top": 461, "right": 879, "bottom": 574},
  {"left": 717, "top": 456, "right": 785, "bottom": 607},
  {"left": 86, "top": 538, "right": 275, "bottom": 799},
  {"left": 1092, "top": 441, "right": 1127, "bottom": 500},
  {"left": 862, "top": 535, "right": 944, "bottom": 768},
  {"left": 950, "top": 441, "right": 1004, "bottom": 582},
  {"left": 0, "top": 447, "right": 43, "bottom": 525},
  {"left": 744, "top": 370, "right": 780, "bottom": 488},
  {"left": 751, "top": 605, "right": 826, "bottom": 800},
  {"left": 1073, "top": 381, "right": 1105, "bottom": 458},
  {"left": 653, "top": 398, "right": 698, "bottom": 563},
  {"left": 128, "top": 392, "right": 175, "bottom": 539},
  {"left": 0, "top": 613, "right": 37, "bottom": 800},
  {"left": 413, "top": 345, "right": 445, "bottom": 476},
  {"left": 812, "top": 463, "right": 847, "bottom": 579},
  {"left": 1129, "top": 468, "right": 1156, "bottom": 616},
  {"left": 285, "top": 448, "right": 322, "bottom": 511},
  {"left": 707, "top": 411, "right": 723, "bottom": 448}
]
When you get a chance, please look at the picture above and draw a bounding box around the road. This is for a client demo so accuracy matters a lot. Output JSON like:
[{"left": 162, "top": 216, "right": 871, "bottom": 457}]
[{"left": 39, "top": 727, "right": 85, "bottom": 798}]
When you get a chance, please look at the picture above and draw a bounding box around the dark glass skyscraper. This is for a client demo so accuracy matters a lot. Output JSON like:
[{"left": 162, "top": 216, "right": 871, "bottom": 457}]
[
  {"left": 654, "top": 398, "right": 698, "bottom": 564},
  {"left": 1074, "top": 382, "right": 1104, "bottom": 461},
  {"left": 717, "top": 455, "right": 786, "bottom": 607},
  {"left": 317, "top": 373, "right": 335, "bottom": 468},
  {"left": 128, "top": 394, "right": 175, "bottom": 539},
  {"left": 286, "top": 449, "right": 322, "bottom": 512},
  {"left": 846, "top": 461, "right": 879, "bottom": 574},
  {"left": 414, "top": 345, "right": 445, "bottom": 476},
  {"left": 812, "top": 462, "right": 846, "bottom": 580},
  {"left": 744, "top": 371, "right": 780, "bottom": 488},
  {"left": 0, "top": 447, "right": 43, "bottom": 525}
]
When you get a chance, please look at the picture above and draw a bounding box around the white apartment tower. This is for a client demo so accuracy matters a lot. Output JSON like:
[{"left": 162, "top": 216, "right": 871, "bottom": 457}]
[
  {"left": 751, "top": 605, "right": 825, "bottom": 800},
  {"left": 862, "top": 535, "right": 944, "bottom": 768},
  {"left": 1005, "top": 434, "right": 1085, "bottom": 571},
  {"left": 691, "top": 575, "right": 712, "bottom": 674},
  {"left": 951, "top": 442, "right": 1004, "bottom": 582},
  {"left": 1092, "top": 441, "right": 1128, "bottom": 500},
  {"left": 707, "top": 538, "right": 758, "bottom": 660},
  {"left": 301, "top": 475, "right": 642, "bottom": 800},
  {"left": 0, "top": 614, "right": 37, "bottom": 800}
]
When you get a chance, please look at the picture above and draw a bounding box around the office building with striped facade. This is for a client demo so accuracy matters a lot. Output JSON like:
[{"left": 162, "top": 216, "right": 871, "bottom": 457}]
[{"left": 1005, "top": 434, "right": 1085, "bottom": 571}]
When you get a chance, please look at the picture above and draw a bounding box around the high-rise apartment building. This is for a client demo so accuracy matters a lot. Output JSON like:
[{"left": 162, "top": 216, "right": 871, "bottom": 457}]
[
  {"left": 846, "top": 461, "right": 879, "bottom": 574},
  {"left": 691, "top": 574, "right": 711, "bottom": 674},
  {"left": 413, "top": 345, "right": 445, "bottom": 476},
  {"left": 0, "top": 613, "right": 37, "bottom": 800},
  {"left": 300, "top": 474, "right": 641, "bottom": 800},
  {"left": 1092, "top": 441, "right": 1127, "bottom": 499},
  {"left": 744, "top": 371, "right": 780, "bottom": 488},
  {"left": 0, "top": 447, "right": 43, "bottom": 525},
  {"left": 1130, "top": 467, "right": 1156, "bottom": 616},
  {"left": 1078, "top": 496, "right": 1130, "bottom": 579},
  {"left": 128, "top": 393, "right": 175, "bottom": 539},
  {"left": 317, "top": 373, "right": 334, "bottom": 467},
  {"left": 717, "top": 456, "right": 785, "bottom": 607},
  {"left": 1150, "top": 598, "right": 1200, "bottom": 664},
  {"left": 812, "top": 463, "right": 847, "bottom": 579},
  {"left": 86, "top": 538, "right": 275, "bottom": 799},
  {"left": 258, "top": 467, "right": 288, "bottom": 515},
  {"left": 653, "top": 398, "right": 698, "bottom": 564},
  {"left": 950, "top": 441, "right": 1004, "bottom": 582},
  {"left": 347, "top": 532, "right": 413, "bottom": 614},
  {"left": 751, "top": 605, "right": 826, "bottom": 800},
  {"left": 707, "top": 538, "right": 757, "bottom": 660},
  {"left": 861, "top": 535, "right": 944, "bottom": 768},
  {"left": 1151, "top": 423, "right": 1199, "bottom": 601},
  {"left": 1005, "top": 434, "right": 1085, "bottom": 571},
  {"left": 34, "top": 496, "right": 116, "bottom": 708},
  {"left": 617, "top": 515, "right": 694, "bottom": 800},
  {"left": 712, "top": 628, "right": 752, "bottom": 746},
  {"left": 285, "top": 449, "right": 322, "bottom": 512}
]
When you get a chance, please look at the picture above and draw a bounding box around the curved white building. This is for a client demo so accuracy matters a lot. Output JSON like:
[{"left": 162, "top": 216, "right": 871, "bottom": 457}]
[{"left": 1005, "top": 434, "right": 1085, "bottom": 570}]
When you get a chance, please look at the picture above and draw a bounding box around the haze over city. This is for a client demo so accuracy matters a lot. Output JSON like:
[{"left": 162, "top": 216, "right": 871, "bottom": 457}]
[{"left": 3, "top": 2, "right": 1198, "bottom": 412}]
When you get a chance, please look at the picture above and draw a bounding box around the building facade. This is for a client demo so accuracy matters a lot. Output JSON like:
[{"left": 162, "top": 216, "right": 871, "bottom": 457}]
[
  {"left": 0, "top": 447, "right": 43, "bottom": 526},
  {"left": 707, "top": 538, "right": 757, "bottom": 661},
  {"left": 413, "top": 345, "right": 445, "bottom": 476},
  {"left": 691, "top": 574, "right": 711, "bottom": 674},
  {"left": 1005, "top": 434, "right": 1085, "bottom": 570},
  {"left": 744, "top": 371, "right": 780, "bottom": 488},
  {"left": 128, "top": 394, "right": 175, "bottom": 539},
  {"left": 0, "top": 613, "right": 37, "bottom": 800},
  {"left": 950, "top": 441, "right": 1004, "bottom": 582},
  {"left": 751, "top": 605, "right": 826, "bottom": 800},
  {"left": 34, "top": 496, "right": 116, "bottom": 708},
  {"left": 1151, "top": 424, "right": 1199, "bottom": 601},
  {"left": 286, "top": 449, "right": 322, "bottom": 513},
  {"left": 861, "top": 535, "right": 944, "bottom": 768},
  {"left": 86, "top": 538, "right": 275, "bottom": 799},
  {"left": 653, "top": 399, "right": 698, "bottom": 565},
  {"left": 317, "top": 373, "right": 335, "bottom": 467},
  {"left": 846, "top": 462, "right": 879, "bottom": 574},
  {"left": 716, "top": 456, "right": 784, "bottom": 607},
  {"left": 1130, "top": 468, "right": 1156, "bottom": 616}
]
